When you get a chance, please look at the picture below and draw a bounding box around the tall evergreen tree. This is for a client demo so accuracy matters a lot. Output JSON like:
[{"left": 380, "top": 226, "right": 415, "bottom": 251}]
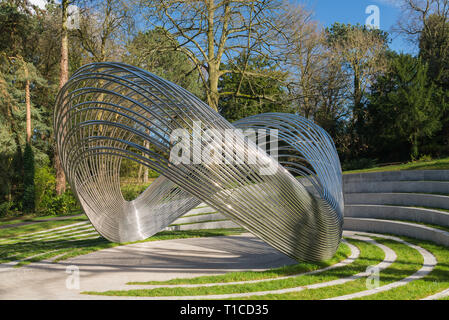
[{"left": 366, "top": 54, "right": 441, "bottom": 159}]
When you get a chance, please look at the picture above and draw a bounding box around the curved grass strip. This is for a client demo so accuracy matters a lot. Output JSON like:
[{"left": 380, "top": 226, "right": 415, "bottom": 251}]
[
  {"left": 363, "top": 236, "right": 449, "bottom": 300},
  {"left": 128, "top": 242, "right": 352, "bottom": 287},
  {"left": 238, "top": 236, "right": 422, "bottom": 300},
  {"left": 328, "top": 234, "right": 435, "bottom": 300},
  {"left": 82, "top": 238, "right": 385, "bottom": 297}
]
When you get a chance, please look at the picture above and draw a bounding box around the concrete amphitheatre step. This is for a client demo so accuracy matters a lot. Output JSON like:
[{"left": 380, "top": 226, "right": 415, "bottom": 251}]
[
  {"left": 343, "top": 217, "right": 449, "bottom": 247},
  {"left": 343, "top": 180, "right": 449, "bottom": 194},
  {"left": 343, "top": 170, "right": 449, "bottom": 183},
  {"left": 165, "top": 220, "right": 239, "bottom": 231},
  {"left": 170, "top": 170, "right": 449, "bottom": 243},
  {"left": 173, "top": 212, "right": 227, "bottom": 224},
  {"left": 345, "top": 192, "right": 449, "bottom": 210},
  {"left": 345, "top": 204, "right": 449, "bottom": 227}
]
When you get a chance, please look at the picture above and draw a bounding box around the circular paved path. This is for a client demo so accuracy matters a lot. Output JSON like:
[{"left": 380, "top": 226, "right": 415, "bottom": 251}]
[{"left": 0, "top": 233, "right": 295, "bottom": 299}]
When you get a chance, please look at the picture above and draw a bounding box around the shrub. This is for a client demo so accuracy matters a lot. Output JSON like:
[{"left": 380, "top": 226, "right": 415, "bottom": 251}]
[
  {"left": 342, "top": 158, "right": 377, "bottom": 171},
  {"left": 0, "top": 201, "right": 15, "bottom": 217},
  {"left": 121, "top": 184, "right": 150, "bottom": 201},
  {"left": 34, "top": 165, "right": 56, "bottom": 214},
  {"left": 418, "top": 154, "right": 432, "bottom": 162},
  {"left": 34, "top": 166, "right": 80, "bottom": 216},
  {"left": 40, "top": 189, "right": 79, "bottom": 216}
]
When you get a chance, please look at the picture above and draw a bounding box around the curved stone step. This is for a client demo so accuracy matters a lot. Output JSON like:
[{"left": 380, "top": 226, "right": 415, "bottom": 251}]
[
  {"left": 343, "top": 217, "right": 449, "bottom": 247},
  {"left": 184, "top": 206, "right": 217, "bottom": 216},
  {"left": 345, "top": 204, "right": 449, "bottom": 227},
  {"left": 343, "top": 170, "right": 449, "bottom": 183},
  {"left": 344, "top": 193, "right": 449, "bottom": 210},
  {"left": 173, "top": 212, "right": 227, "bottom": 225},
  {"left": 165, "top": 220, "right": 240, "bottom": 231},
  {"left": 344, "top": 181, "right": 449, "bottom": 194}
]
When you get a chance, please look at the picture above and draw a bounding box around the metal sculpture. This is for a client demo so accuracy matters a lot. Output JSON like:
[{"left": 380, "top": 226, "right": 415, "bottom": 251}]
[{"left": 54, "top": 62, "right": 344, "bottom": 261}]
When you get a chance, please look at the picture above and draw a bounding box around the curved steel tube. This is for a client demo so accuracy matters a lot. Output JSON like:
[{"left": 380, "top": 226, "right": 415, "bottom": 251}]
[{"left": 54, "top": 62, "right": 344, "bottom": 261}]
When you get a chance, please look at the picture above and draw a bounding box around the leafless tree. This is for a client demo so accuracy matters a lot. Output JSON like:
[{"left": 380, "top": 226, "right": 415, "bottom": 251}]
[
  {"left": 396, "top": 0, "right": 449, "bottom": 42},
  {"left": 76, "top": 0, "right": 134, "bottom": 62},
  {"left": 133, "top": 0, "right": 299, "bottom": 111}
]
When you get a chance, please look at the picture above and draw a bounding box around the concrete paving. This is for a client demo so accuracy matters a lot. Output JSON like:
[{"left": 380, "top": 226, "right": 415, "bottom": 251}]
[{"left": 0, "top": 233, "right": 295, "bottom": 300}]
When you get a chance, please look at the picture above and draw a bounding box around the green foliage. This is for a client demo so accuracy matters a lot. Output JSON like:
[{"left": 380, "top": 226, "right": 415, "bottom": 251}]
[
  {"left": 34, "top": 165, "right": 56, "bottom": 213},
  {"left": 325, "top": 22, "right": 389, "bottom": 47},
  {"left": 39, "top": 189, "right": 79, "bottom": 216},
  {"left": 33, "top": 165, "right": 79, "bottom": 216},
  {"left": 342, "top": 158, "right": 377, "bottom": 171},
  {"left": 0, "top": 201, "right": 15, "bottom": 217},
  {"left": 219, "top": 53, "right": 290, "bottom": 122},
  {"left": 366, "top": 53, "right": 441, "bottom": 159},
  {"left": 124, "top": 28, "right": 205, "bottom": 99},
  {"left": 121, "top": 184, "right": 151, "bottom": 201},
  {"left": 418, "top": 14, "right": 449, "bottom": 158},
  {"left": 419, "top": 14, "right": 449, "bottom": 89}
]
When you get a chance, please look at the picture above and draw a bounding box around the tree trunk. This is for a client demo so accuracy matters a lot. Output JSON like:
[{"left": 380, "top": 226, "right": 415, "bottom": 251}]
[
  {"left": 56, "top": 0, "right": 69, "bottom": 195},
  {"left": 411, "top": 132, "right": 419, "bottom": 160},
  {"left": 207, "top": 64, "right": 220, "bottom": 111},
  {"left": 206, "top": 0, "right": 219, "bottom": 112},
  {"left": 24, "top": 65, "right": 31, "bottom": 144}
]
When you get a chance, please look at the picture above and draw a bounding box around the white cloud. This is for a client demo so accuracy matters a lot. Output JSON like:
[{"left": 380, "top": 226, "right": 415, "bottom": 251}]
[{"left": 374, "top": 0, "right": 402, "bottom": 7}]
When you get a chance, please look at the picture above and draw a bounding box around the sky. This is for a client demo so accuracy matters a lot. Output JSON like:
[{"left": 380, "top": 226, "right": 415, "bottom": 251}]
[
  {"left": 300, "top": 0, "right": 416, "bottom": 54},
  {"left": 29, "top": 0, "right": 416, "bottom": 54}
]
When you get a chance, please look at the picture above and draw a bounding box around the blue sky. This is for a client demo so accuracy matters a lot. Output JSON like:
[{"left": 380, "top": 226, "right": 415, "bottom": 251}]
[
  {"left": 30, "top": 0, "right": 416, "bottom": 54},
  {"left": 300, "top": 0, "right": 416, "bottom": 54}
]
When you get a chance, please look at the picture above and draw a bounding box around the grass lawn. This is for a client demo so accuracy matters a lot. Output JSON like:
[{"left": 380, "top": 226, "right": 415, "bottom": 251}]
[
  {"left": 83, "top": 235, "right": 449, "bottom": 300},
  {"left": 0, "top": 214, "right": 88, "bottom": 239},
  {"left": 0, "top": 210, "right": 83, "bottom": 227},
  {"left": 246, "top": 238, "right": 422, "bottom": 300},
  {"left": 83, "top": 239, "right": 384, "bottom": 297},
  {"left": 354, "top": 237, "right": 449, "bottom": 300},
  {"left": 343, "top": 157, "right": 449, "bottom": 174}
]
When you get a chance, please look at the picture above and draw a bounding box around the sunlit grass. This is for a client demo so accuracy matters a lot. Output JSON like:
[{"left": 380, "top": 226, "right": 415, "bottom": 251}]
[{"left": 344, "top": 157, "right": 449, "bottom": 174}]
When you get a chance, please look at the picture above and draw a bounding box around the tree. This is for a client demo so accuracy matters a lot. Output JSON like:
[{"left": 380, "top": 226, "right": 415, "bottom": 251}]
[
  {"left": 219, "top": 52, "right": 289, "bottom": 122},
  {"left": 325, "top": 23, "right": 389, "bottom": 157},
  {"left": 280, "top": 4, "right": 326, "bottom": 119},
  {"left": 136, "top": 0, "right": 298, "bottom": 111},
  {"left": 0, "top": 2, "right": 47, "bottom": 211},
  {"left": 419, "top": 14, "right": 449, "bottom": 87},
  {"left": 76, "top": 0, "right": 134, "bottom": 62},
  {"left": 325, "top": 23, "right": 389, "bottom": 124},
  {"left": 397, "top": 0, "right": 449, "bottom": 42},
  {"left": 367, "top": 54, "right": 441, "bottom": 159},
  {"left": 55, "top": 0, "right": 71, "bottom": 195},
  {"left": 419, "top": 14, "right": 449, "bottom": 155},
  {"left": 124, "top": 28, "right": 204, "bottom": 98}
]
